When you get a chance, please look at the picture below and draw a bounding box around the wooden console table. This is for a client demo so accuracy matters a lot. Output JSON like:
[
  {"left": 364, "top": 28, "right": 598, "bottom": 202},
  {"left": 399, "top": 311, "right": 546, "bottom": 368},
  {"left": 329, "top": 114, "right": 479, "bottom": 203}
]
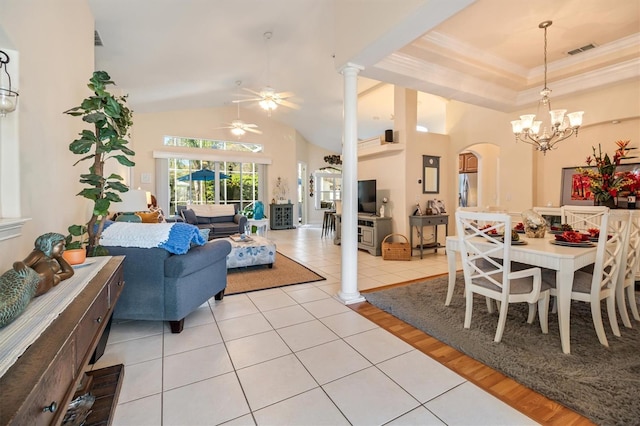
[
  {"left": 0, "top": 256, "right": 125, "bottom": 425},
  {"left": 409, "top": 214, "right": 449, "bottom": 259}
]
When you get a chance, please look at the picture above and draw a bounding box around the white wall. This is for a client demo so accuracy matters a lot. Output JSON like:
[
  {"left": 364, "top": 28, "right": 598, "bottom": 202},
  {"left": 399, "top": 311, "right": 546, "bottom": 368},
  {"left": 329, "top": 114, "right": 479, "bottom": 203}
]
[{"left": 0, "top": 0, "right": 94, "bottom": 272}]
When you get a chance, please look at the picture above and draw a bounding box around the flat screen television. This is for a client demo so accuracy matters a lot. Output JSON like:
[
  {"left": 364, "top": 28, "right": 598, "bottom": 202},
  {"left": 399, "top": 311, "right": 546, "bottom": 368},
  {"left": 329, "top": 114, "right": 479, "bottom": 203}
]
[{"left": 358, "top": 179, "right": 377, "bottom": 214}]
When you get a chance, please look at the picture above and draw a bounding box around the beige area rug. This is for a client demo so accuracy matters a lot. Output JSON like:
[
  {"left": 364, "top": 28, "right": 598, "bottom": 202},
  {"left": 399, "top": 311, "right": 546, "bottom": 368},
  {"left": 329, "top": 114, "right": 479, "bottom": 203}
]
[{"left": 225, "top": 252, "right": 325, "bottom": 295}]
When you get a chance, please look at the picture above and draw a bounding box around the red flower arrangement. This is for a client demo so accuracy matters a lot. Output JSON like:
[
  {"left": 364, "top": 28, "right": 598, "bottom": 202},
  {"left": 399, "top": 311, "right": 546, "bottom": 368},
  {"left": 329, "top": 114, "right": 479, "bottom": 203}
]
[{"left": 579, "top": 140, "right": 632, "bottom": 203}]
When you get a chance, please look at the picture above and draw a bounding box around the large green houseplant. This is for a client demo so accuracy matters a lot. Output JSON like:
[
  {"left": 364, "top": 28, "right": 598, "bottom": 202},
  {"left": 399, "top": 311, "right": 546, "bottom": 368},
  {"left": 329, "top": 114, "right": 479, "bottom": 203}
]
[{"left": 65, "top": 71, "right": 135, "bottom": 256}]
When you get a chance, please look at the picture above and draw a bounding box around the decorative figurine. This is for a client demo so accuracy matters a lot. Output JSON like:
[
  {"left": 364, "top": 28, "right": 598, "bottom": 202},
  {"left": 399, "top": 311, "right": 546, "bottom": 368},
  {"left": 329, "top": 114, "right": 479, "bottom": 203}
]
[
  {"left": 0, "top": 233, "right": 75, "bottom": 328},
  {"left": 13, "top": 232, "right": 75, "bottom": 297},
  {"left": 254, "top": 201, "right": 265, "bottom": 220}
]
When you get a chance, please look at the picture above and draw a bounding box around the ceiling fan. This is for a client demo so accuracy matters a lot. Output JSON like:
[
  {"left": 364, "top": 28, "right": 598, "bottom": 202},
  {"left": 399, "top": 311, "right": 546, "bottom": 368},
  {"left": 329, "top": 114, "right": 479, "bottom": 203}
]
[
  {"left": 214, "top": 81, "right": 262, "bottom": 137},
  {"left": 232, "top": 31, "right": 300, "bottom": 115}
]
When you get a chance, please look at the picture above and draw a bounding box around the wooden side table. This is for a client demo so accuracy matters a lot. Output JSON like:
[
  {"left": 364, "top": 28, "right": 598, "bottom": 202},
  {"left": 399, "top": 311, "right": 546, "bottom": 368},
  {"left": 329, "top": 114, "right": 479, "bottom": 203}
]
[{"left": 409, "top": 214, "right": 449, "bottom": 259}]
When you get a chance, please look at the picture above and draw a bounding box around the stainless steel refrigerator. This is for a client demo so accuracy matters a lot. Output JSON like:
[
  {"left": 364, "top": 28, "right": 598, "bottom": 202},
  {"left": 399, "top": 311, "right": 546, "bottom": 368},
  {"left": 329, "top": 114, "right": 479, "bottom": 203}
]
[{"left": 458, "top": 172, "right": 478, "bottom": 207}]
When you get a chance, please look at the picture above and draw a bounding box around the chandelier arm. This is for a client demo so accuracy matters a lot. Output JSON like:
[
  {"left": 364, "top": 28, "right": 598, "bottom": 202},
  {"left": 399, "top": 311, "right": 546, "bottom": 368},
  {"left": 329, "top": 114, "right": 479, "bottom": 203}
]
[{"left": 547, "top": 128, "right": 575, "bottom": 148}]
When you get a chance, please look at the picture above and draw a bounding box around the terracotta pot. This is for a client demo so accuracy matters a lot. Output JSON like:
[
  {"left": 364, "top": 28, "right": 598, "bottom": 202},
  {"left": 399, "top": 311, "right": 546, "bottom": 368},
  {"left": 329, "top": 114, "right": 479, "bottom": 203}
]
[{"left": 62, "top": 248, "right": 86, "bottom": 265}]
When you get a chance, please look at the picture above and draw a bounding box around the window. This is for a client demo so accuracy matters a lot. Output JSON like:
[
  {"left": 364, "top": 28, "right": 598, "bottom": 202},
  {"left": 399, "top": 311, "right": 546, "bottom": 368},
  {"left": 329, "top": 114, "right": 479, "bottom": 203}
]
[
  {"left": 164, "top": 136, "right": 263, "bottom": 153},
  {"left": 314, "top": 168, "right": 341, "bottom": 210},
  {"left": 164, "top": 136, "right": 263, "bottom": 215},
  {"left": 168, "top": 159, "right": 261, "bottom": 214}
]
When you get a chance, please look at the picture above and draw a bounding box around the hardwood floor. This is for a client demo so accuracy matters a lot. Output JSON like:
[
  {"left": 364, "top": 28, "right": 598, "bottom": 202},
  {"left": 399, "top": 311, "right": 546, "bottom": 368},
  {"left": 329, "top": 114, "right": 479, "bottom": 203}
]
[{"left": 349, "top": 300, "right": 595, "bottom": 426}]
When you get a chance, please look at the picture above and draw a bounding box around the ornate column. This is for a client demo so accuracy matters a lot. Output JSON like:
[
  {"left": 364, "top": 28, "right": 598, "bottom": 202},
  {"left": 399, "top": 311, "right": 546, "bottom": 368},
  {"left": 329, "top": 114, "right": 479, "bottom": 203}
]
[{"left": 338, "top": 63, "right": 365, "bottom": 304}]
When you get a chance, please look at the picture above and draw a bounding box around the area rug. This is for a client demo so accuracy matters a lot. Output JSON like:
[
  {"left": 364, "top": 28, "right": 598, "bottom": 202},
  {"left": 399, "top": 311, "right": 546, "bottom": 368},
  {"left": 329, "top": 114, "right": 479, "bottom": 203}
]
[
  {"left": 226, "top": 252, "right": 325, "bottom": 295},
  {"left": 364, "top": 273, "right": 640, "bottom": 425}
]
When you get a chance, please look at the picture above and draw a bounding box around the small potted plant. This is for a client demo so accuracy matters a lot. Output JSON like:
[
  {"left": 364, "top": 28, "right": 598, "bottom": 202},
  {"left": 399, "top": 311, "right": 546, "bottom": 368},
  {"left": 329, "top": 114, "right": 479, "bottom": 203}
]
[{"left": 62, "top": 224, "right": 89, "bottom": 265}]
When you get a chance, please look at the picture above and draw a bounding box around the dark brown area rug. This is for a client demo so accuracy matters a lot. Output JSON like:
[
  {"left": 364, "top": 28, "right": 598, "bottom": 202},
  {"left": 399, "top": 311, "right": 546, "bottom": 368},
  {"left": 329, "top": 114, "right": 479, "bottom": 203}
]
[
  {"left": 226, "top": 252, "right": 325, "bottom": 295},
  {"left": 364, "top": 273, "right": 640, "bottom": 426}
]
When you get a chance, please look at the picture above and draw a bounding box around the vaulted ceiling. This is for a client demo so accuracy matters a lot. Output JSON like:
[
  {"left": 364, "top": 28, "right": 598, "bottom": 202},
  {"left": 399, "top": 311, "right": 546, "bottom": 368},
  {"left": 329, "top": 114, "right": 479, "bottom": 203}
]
[{"left": 89, "top": 0, "right": 640, "bottom": 152}]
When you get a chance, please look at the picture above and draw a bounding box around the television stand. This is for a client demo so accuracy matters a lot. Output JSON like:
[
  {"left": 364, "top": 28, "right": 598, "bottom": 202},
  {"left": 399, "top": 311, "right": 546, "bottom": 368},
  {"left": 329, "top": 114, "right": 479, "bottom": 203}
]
[{"left": 333, "top": 214, "right": 392, "bottom": 256}]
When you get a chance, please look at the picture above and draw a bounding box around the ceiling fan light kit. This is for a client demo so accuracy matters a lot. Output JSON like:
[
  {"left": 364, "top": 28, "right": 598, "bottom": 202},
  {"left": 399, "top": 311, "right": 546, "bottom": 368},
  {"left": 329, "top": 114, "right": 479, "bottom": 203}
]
[{"left": 510, "top": 20, "right": 583, "bottom": 155}]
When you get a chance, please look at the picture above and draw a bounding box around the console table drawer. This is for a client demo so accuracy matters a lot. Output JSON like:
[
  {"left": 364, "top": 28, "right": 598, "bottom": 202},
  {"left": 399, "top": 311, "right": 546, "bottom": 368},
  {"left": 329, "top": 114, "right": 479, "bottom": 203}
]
[
  {"left": 75, "top": 286, "right": 109, "bottom": 370},
  {"left": 22, "top": 341, "right": 75, "bottom": 426},
  {"left": 420, "top": 216, "right": 447, "bottom": 226},
  {"left": 109, "top": 275, "right": 125, "bottom": 308}
]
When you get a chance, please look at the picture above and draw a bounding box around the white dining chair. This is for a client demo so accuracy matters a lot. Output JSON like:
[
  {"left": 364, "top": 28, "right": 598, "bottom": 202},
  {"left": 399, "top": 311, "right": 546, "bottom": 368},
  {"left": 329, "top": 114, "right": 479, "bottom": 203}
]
[
  {"left": 542, "top": 210, "right": 628, "bottom": 347},
  {"left": 560, "top": 205, "right": 609, "bottom": 232},
  {"left": 455, "top": 211, "right": 550, "bottom": 343},
  {"left": 617, "top": 210, "right": 640, "bottom": 328}
]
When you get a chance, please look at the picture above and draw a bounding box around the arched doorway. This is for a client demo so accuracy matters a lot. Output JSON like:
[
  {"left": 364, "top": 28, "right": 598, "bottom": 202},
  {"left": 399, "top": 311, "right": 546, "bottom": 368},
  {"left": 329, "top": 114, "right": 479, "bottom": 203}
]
[{"left": 457, "top": 143, "right": 501, "bottom": 208}]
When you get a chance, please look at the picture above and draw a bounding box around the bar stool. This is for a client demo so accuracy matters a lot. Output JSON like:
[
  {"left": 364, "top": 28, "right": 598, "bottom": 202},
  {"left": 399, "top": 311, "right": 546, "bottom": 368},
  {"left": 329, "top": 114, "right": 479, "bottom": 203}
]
[{"left": 322, "top": 210, "right": 335, "bottom": 237}]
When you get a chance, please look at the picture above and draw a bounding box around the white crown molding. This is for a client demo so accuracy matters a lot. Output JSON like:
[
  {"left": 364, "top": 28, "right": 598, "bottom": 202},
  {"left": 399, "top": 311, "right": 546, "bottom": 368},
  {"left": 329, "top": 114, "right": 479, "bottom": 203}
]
[
  {"left": 516, "top": 58, "right": 640, "bottom": 107},
  {"left": 367, "top": 51, "right": 640, "bottom": 112},
  {"left": 417, "top": 31, "right": 530, "bottom": 77}
]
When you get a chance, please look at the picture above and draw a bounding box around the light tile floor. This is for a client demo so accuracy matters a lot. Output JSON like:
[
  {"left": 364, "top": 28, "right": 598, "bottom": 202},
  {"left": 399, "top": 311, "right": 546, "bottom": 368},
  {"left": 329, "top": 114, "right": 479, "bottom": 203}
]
[{"left": 95, "top": 225, "right": 539, "bottom": 425}]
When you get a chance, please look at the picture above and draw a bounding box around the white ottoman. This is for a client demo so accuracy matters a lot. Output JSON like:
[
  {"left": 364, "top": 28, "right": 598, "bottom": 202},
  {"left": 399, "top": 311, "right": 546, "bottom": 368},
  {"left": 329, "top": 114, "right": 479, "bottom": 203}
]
[{"left": 226, "top": 235, "right": 276, "bottom": 269}]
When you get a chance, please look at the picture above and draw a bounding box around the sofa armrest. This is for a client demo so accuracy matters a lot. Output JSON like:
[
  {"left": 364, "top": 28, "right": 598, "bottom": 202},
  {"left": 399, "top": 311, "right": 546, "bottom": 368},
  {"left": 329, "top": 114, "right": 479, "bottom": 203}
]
[
  {"left": 164, "top": 239, "right": 232, "bottom": 278},
  {"left": 235, "top": 214, "right": 248, "bottom": 228}
]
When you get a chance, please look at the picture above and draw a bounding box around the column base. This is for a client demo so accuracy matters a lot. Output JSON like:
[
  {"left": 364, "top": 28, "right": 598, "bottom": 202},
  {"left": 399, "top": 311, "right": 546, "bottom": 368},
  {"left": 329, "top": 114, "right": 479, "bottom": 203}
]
[{"left": 336, "top": 292, "right": 366, "bottom": 305}]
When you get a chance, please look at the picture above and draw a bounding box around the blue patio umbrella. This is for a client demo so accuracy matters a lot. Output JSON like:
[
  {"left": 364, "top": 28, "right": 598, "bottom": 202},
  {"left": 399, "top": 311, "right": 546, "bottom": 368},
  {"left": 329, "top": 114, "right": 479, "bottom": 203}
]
[
  {"left": 177, "top": 169, "right": 230, "bottom": 182},
  {"left": 178, "top": 169, "right": 230, "bottom": 202}
]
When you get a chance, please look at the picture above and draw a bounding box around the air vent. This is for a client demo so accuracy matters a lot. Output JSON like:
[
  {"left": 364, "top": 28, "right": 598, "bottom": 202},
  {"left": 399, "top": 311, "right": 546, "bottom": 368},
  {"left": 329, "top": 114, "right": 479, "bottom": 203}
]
[
  {"left": 567, "top": 43, "right": 595, "bottom": 55},
  {"left": 94, "top": 30, "right": 103, "bottom": 47}
]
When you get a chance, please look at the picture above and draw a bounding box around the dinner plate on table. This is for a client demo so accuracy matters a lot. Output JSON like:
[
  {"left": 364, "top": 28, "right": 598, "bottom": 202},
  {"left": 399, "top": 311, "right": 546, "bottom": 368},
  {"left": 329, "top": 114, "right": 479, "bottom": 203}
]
[
  {"left": 484, "top": 232, "right": 504, "bottom": 238},
  {"left": 498, "top": 237, "right": 527, "bottom": 245},
  {"left": 549, "top": 240, "right": 594, "bottom": 248}
]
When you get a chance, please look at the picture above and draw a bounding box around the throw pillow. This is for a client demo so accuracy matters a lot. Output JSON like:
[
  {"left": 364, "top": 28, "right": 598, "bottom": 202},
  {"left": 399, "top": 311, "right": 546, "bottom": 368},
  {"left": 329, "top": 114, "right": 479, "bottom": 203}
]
[
  {"left": 181, "top": 208, "right": 198, "bottom": 225},
  {"left": 137, "top": 211, "right": 161, "bottom": 223}
]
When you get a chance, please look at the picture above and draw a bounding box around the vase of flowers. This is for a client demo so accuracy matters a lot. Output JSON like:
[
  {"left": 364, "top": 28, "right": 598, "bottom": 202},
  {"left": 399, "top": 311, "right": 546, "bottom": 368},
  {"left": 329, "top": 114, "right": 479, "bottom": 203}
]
[{"left": 578, "top": 140, "right": 632, "bottom": 208}]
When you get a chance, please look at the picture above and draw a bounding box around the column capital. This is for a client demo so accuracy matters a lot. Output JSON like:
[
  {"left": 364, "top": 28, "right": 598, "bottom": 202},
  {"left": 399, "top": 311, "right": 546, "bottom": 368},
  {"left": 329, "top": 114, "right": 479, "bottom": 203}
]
[{"left": 339, "top": 62, "right": 364, "bottom": 75}]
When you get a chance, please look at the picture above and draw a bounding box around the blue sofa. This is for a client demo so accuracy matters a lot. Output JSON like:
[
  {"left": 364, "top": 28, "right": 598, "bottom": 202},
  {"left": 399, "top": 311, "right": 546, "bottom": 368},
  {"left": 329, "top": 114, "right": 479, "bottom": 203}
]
[{"left": 105, "top": 239, "right": 232, "bottom": 333}]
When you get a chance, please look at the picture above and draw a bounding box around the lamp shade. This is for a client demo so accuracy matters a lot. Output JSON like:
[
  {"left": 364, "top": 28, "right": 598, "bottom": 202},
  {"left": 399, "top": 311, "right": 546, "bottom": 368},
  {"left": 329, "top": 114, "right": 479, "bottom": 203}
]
[{"left": 111, "top": 189, "right": 149, "bottom": 213}]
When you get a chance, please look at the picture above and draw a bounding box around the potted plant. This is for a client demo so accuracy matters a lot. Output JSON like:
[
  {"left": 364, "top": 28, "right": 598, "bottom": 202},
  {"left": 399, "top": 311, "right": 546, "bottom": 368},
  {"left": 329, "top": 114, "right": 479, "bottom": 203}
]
[
  {"left": 65, "top": 71, "right": 135, "bottom": 256},
  {"left": 62, "top": 224, "right": 88, "bottom": 265}
]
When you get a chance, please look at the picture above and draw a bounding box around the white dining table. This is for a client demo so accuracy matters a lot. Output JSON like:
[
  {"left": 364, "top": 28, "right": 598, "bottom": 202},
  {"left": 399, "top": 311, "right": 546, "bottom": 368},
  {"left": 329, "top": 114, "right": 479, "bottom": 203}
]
[{"left": 445, "top": 234, "right": 598, "bottom": 354}]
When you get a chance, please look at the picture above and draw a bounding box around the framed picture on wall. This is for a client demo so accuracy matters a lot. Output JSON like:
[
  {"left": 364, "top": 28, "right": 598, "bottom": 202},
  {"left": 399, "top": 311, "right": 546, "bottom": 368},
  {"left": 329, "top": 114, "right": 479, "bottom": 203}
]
[{"left": 560, "top": 163, "right": 640, "bottom": 206}]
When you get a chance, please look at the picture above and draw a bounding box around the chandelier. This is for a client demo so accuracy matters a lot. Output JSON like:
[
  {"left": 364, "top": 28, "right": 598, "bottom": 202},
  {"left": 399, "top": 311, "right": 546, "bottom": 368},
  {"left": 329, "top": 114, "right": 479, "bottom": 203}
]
[
  {"left": 510, "top": 21, "right": 584, "bottom": 154},
  {"left": 0, "top": 50, "right": 19, "bottom": 117}
]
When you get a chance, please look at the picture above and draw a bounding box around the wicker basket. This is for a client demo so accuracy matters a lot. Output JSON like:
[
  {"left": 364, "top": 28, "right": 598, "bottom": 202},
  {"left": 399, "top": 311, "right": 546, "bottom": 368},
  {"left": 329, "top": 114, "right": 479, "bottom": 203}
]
[{"left": 382, "top": 233, "right": 411, "bottom": 261}]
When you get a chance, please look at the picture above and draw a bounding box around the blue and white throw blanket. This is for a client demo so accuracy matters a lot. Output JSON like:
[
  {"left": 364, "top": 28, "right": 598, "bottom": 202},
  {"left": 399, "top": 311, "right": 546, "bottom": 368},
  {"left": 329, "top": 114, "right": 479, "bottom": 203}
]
[{"left": 99, "top": 222, "right": 205, "bottom": 255}]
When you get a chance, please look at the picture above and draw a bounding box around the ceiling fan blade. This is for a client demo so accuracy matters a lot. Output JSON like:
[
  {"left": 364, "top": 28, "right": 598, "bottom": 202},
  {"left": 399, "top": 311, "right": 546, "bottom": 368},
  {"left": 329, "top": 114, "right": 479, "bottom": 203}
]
[
  {"left": 212, "top": 125, "right": 232, "bottom": 130},
  {"left": 244, "top": 123, "right": 259, "bottom": 128},
  {"left": 231, "top": 98, "right": 261, "bottom": 103},
  {"left": 242, "top": 87, "right": 263, "bottom": 97},
  {"left": 245, "top": 127, "right": 262, "bottom": 134},
  {"left": 278, "top": 99, "right": 301, "bottom": 110},
  {"left": 276, "top": 91, "right": 295, "bottom": 99}
]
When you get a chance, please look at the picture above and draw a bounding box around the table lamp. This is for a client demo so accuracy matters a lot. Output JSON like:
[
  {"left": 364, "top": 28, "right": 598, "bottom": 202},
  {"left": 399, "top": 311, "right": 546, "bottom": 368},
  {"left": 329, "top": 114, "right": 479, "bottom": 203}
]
[{"left": 112, "top": 189, "right": 148, "bottom": 222}]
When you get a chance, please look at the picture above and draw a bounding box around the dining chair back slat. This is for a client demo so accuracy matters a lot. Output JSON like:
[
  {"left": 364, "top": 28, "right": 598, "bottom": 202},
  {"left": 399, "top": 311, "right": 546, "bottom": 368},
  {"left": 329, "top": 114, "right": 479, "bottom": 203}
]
[{"left": 561, "top": 205, "right": 609, "bottom": 232}]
